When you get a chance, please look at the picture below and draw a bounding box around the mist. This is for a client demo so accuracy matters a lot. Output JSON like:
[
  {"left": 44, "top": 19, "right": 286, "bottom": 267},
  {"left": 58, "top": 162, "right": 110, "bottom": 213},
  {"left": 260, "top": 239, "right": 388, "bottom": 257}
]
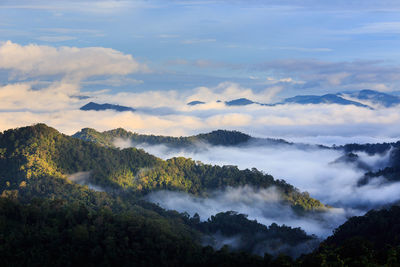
[
  {"left": 112, "top": 133, "right": 400, "bottom": 256},
  {"left": 146, "top": 186, "right": 355, "bottom": 238},
  {"left": 67, "top": 171, "right": 105, "bottom": 192},
  {"left": 126, "top": 141, "right": 398, "bottom": 210}
]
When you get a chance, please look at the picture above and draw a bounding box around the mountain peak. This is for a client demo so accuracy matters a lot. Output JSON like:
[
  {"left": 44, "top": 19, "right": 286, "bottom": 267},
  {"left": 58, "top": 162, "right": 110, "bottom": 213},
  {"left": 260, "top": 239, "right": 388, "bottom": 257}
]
[
  {"left": 80, "top": 102, "right": 135, "bottom": 112},
  {"left": 225, "top": 98, "right": 255, "bottom": 106}
]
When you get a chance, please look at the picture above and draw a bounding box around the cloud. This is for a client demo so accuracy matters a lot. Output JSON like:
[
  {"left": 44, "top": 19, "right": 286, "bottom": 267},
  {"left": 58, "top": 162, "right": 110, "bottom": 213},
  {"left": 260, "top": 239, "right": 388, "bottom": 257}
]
[
  {"left": 184, "top": 82, "right": 282, "bottom": 103},
  {"left": 136, "top": 141, "right": 400, "bottom": 211},
  {"left": 182, "top": 38, "right": 216, "bottom": 44},
  {"left": 253, "top": 59, "right": 400, "bottom": 92},
  {"left": 345, "top": 22, "right": 400, "bottom": 34},
  {"left": 36, "top": 36, "right": 78, "bottom": 42},
  {"left": 0, "top": 0, "right": 157, "bottom": 14},
  {"left": 1, "top": 42, "right": 400, "bottom": 142},
  {"left": 146, "top": 186, "right": 354, "bottom": 238},
  {"left": 274, "top": 46, "right": 332, "bottom": 52},
  {"left": 2, "top": 78, "right": 400, "bottom": 140},
  {"left": 0, "top": 41, "right": 148, "bottom": 81}
]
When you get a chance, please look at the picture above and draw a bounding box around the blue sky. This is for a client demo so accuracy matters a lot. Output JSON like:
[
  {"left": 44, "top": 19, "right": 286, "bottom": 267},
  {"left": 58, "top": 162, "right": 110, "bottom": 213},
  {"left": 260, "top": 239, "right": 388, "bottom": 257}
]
[
  {"left": 1, "top": 0, "right": 400, "bottom": 140},
  {"left": 2, "top": 0, "right": 400, "bottom": 95}
]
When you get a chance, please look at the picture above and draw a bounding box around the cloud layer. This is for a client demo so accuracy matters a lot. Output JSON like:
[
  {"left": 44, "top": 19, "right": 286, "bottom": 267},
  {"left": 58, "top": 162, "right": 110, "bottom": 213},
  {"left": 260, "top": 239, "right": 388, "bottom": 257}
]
[{"left": 0, "top": 41, "right": 400, "bottom": 144}]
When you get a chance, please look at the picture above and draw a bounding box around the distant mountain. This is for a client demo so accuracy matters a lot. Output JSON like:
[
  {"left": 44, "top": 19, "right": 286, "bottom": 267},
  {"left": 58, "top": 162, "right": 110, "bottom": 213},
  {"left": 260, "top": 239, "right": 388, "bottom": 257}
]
[
  {"left": 187, "top": 100, "right": 205, "bottom": 106},
  {"left": 80, "top": 102, "right": 135, "bottom": 112},
  {"left": 191, "top": 90, "right": 399, "bottom": 109},
  {"left": 339, "top": 89, "right": 400, "bottom": 107},
  {"left": 280, "top": 94, "right": 371, "bottom": 108},
  {"left": 225, "top": 98, "right": 256, "bottom": 106}
]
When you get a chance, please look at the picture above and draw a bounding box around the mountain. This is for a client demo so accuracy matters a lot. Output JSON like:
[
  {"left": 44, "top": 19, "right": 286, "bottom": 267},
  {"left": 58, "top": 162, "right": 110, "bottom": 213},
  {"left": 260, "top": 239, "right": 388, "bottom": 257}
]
[
  {"left": 73, "top": 128, "right": 254, "bottom": 148},
  {"left": 72, "top": 127, "right": 292, "bottom": 149},
  {"left": 280, "top": 94, "right": 371, "bottom": 108},
  {"left": 192, "top": 211, "right": 318, "bottom": 258},
  {"left": 339, "top": 141, "right": 400, "bottom": 185},
  {"left": 298, "top": 205, "right": 400, "bottom": 266},
  {"left": 0, "top": 124, "right": 327, "bottom": 266},
  {"left": 3, "top": 124, "right": 400, "bottom": 265},
  {"left": 1, "top": 124, "right": 324, "bottom": 209},
  {"left": 80, "top": 102, "right": 135, "bottom": 112},
  {"left": 225, "top": 98, "right": 256, "bottom": 106},
  {"left": 190, "top": 90, "right": 399, "bottom": 109},
  {"left": 187, "top": 100, "right": 205, "bottom": 106},
  {"left": 339, "top": 89, "right": 400, "bottom": 108}
]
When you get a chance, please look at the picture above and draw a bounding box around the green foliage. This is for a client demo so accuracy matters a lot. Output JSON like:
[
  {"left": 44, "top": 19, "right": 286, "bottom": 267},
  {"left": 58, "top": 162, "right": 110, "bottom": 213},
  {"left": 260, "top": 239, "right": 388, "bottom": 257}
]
[
  {"left": 0, "top": 124, "right": 325, "bottom": 211},
  {"left": 297, "top": 206, "right": 400, "bottom": 266},
  {"left": 73, "top": 127, "right": 252, "bottom": 148},
  {"left": 0, "top": 197, "right": 270, "bottom": 267},
  {"left": 187, "top": 211, "right": 316, "bottom": 256}
]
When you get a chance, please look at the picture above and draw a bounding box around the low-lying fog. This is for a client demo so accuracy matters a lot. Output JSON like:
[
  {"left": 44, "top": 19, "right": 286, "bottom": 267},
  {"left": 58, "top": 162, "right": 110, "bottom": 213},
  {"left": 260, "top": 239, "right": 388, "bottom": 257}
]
[{"left": 116, "top": 138, "right": 400, "bottom": 239}]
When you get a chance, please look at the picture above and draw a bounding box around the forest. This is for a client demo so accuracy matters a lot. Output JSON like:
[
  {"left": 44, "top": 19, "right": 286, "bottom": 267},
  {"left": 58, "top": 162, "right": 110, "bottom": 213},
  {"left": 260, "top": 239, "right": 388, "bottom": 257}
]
[{"left": 1, "top": 124, "right": 400, "bottom": 266}]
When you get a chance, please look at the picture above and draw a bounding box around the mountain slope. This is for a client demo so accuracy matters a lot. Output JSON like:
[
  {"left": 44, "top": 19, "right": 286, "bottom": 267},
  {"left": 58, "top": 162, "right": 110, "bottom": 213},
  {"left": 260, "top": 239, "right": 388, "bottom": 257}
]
[
  {"left": 280, "top": 94, "right": 371, "bottom": 108},
  {"left": 339, "top": 89, "right": 400, "bottom": 108},
  {"left": 1, "top": 124, "right": 325, "bottom": 211},
  {"left": 0, "top": 124, "right": 327, "bottom": 266},
  {"left": 73, "top": 128, "right": 253, "bottom": 148},
  {"left": 298, "top": 206, "right": 400, "bottom": 266}
]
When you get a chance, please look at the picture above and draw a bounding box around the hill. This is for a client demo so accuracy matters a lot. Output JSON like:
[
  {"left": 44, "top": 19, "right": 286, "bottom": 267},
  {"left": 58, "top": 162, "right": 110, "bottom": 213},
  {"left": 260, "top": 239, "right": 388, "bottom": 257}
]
[
  {"left": 73, "top": 128, "right": 253, "bottom": 148},
  {"left": 298, "top": 205, "right": 400, "bottom": 266}
]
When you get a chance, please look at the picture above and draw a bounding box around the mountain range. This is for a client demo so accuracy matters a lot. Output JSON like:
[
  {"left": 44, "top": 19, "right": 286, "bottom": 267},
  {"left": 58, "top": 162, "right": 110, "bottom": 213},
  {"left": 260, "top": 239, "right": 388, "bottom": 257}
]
[
  {"left": 187, "top": 89, "right": 400, "bottom": 109},
  {"left": 1, "top": 124, "right": 400, "bottom": 265}
]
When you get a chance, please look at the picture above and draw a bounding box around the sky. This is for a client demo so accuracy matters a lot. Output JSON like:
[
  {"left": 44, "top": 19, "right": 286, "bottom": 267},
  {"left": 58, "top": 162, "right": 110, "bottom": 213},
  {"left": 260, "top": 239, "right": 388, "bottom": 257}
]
[{"left": 1, "top": 0, "right": 400, "bottom": 141}]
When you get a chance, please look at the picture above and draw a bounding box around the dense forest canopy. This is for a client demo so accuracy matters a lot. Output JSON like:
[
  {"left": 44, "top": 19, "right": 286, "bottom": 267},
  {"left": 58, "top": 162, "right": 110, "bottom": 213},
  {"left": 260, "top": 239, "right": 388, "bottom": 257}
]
[{"left": 1, "top": 124, "right": 400, "bottom": 266}]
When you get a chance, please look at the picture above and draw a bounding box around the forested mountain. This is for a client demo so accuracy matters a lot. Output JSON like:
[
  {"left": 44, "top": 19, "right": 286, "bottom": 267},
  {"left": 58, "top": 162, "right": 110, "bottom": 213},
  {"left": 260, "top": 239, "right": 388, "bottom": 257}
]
[
  {"left": 72, "top": 127, "right": 291, "bottom": 148},
  {"left": 0, "top": 124, "right": 323, "bottom": 210},
  {"left": 1, "top": 124, "right": 400, "bottom": 266},
  {"left": 297, "top": 206, "right": 400, "bottom": 266},
  {"left": 73, "top": 127, "right": 252, "bottom": 148},
  {"left": 189, "top": 211, "right": 318, "bottom": 258},
  {"left": 339, "top": 141, "right": 400, "bottom": 185},
  {"left": 0, "top": 124, "right": 328, "bottom": 266}
]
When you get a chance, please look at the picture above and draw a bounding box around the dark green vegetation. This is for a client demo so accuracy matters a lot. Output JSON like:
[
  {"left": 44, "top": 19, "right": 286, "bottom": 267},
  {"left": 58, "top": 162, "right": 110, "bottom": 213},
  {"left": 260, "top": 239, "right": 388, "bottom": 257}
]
[
  {"left": 188, "top": 211, "right": 318, "bottom": 258},
  {"left": 2, "top": 124, "right": 400, "bottom": 266},
  {"left": 298, "top": 206, "right": 400, "bottom": 266},
  {"left": 0, "top": 124, "right": 323, "bottom": 211},
  {"left": 340, "top": 141, "right": 400, "bottom": 185},
  {"left": 0, "top": 197, "right": 271, "bottom": 267},
  {"left": 73, "top": 127, "right": 252, "bottom": 148},
  {"left": 0, "top": 124, "right": 326, "bottom": 266}
]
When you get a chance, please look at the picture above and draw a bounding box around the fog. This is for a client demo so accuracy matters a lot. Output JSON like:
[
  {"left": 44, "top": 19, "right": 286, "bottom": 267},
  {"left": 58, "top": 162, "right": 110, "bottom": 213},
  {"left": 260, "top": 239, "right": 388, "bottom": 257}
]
[
  {"left": 130, "top": 141, "right": 397, "bottom": 210},
  {"left": 67, "top": 171, "right": 105, "bottom": 192},
  {"left": 146, "top": 186, "right": 356, "bottom": 238}
]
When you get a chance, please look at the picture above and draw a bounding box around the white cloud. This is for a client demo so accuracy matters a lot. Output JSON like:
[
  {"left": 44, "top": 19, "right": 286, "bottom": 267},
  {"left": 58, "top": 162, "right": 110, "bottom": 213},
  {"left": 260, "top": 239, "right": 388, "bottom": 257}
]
[
  {"left": 346, "top": 22, "right": 400, "bottom": 34},
  {"left": 182, "top": 38, "right": 216, "bottom": 44},
  {"left": 36, "top": 36, "right": 77, "bottom": 42},
  {"left": 0, "top": 41, "right": 148, "bottom": 81}
]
